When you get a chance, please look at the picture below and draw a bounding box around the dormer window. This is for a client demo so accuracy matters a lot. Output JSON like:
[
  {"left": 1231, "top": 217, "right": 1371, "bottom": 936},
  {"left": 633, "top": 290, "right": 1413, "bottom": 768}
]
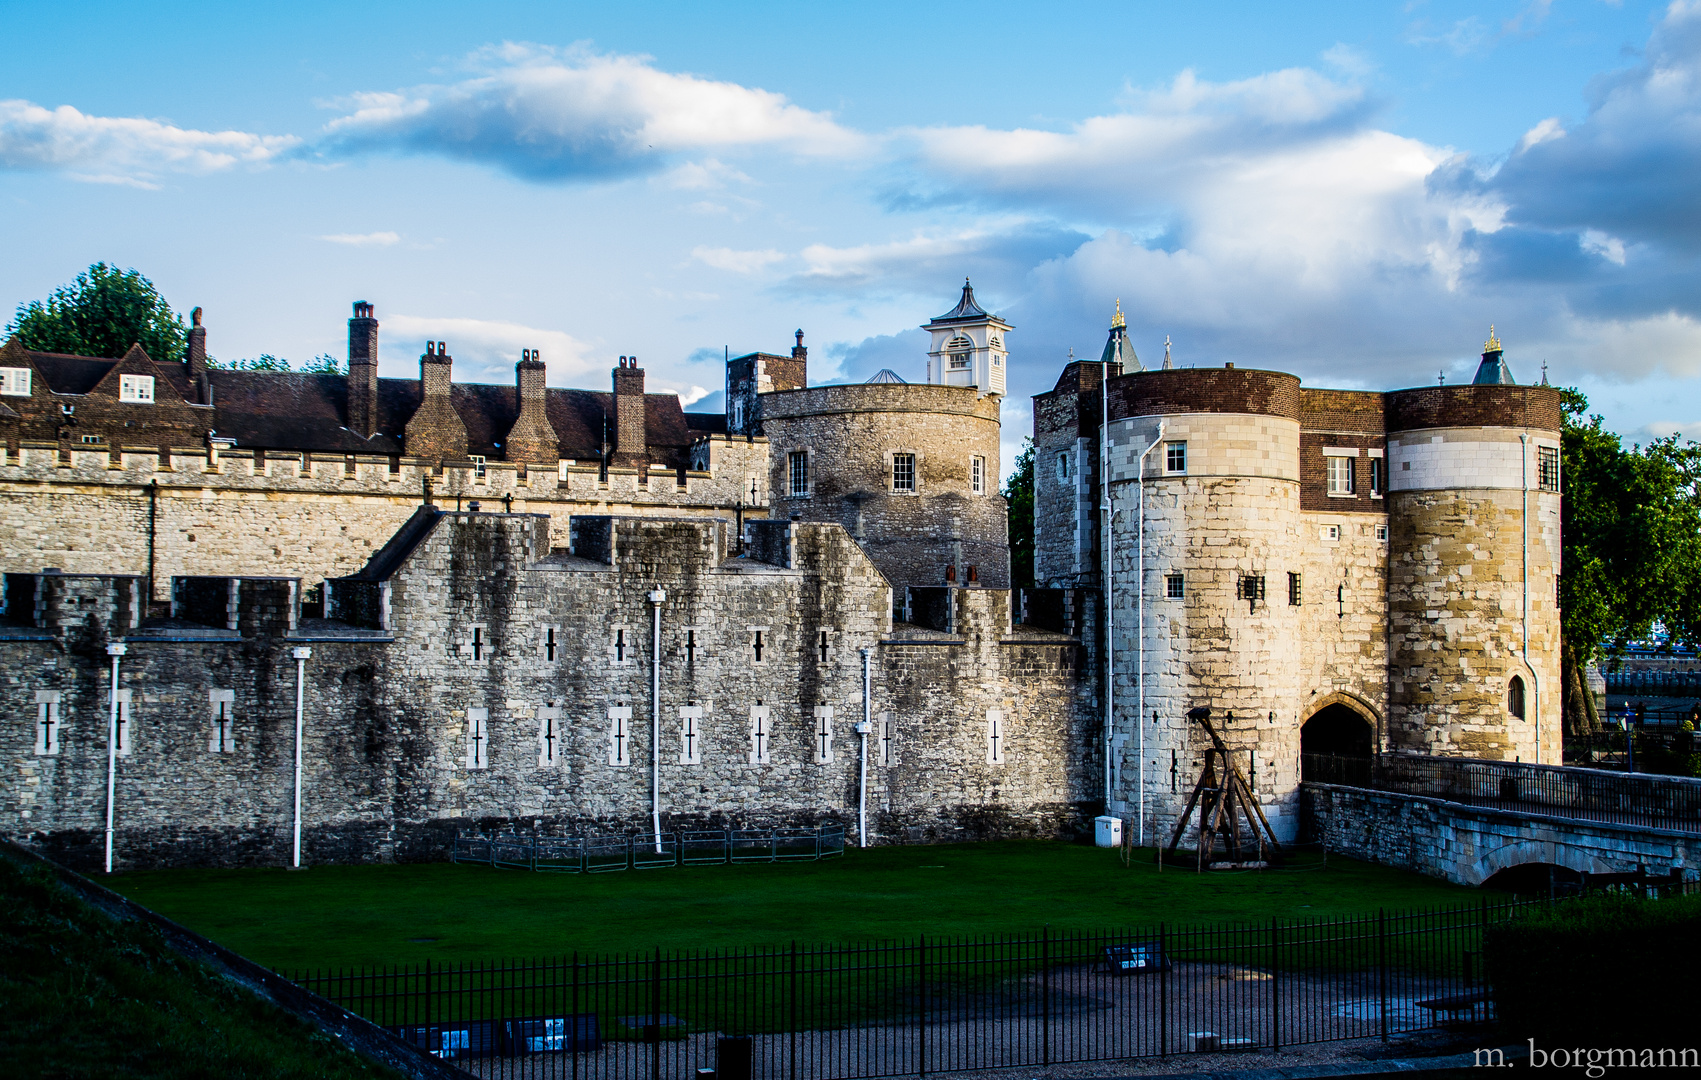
[
  {"left": 0, "top": 367, "right": 30, "bottom": 396},
  {"left": 120, "top": 374, "right": 154, "bottom": 403}
]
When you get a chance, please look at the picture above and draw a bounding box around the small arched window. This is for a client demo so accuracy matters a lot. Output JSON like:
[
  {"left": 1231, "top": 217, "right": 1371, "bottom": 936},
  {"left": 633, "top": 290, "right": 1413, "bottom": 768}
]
[{"left": 1507, "top": 675, "right": 1526, "bottom": 719}]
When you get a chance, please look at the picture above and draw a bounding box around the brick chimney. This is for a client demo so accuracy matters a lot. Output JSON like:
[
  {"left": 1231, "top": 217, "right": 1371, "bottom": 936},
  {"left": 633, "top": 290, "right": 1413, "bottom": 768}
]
[
  {"left": 505, "top": 349, "right": 557, "bottom": 464},
  {"left": 186, "top": 306, "right": 208, "bottom": 403},
  {"left": 792, "top": 328, "right": 807, "bottom": 365},
  {"left": 611, "top": 355, "right": 646, "bottom": 466},
  {"left": 402, "top": 340, "right": 468, "bottom": 460},
  {"left": 347, "top": 302, "right": 379, "bottom": 439}
]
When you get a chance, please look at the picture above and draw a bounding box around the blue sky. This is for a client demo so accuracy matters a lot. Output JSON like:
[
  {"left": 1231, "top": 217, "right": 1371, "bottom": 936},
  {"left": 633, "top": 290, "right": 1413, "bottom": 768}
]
[{"left": 5, "top": 0, "right": 1700, "bottom": 475}]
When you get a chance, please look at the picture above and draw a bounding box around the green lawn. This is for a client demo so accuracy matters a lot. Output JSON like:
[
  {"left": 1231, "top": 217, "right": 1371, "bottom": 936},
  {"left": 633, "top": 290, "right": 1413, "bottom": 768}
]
[{"left": 108, "top": 841, "right": 1478, "bottom": 972}]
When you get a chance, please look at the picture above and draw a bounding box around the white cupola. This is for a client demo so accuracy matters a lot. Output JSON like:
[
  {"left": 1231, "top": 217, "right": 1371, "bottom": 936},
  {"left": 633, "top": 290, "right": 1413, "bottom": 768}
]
[{"left": 923, "top": 279, "right": 1012, "bottom": 397}]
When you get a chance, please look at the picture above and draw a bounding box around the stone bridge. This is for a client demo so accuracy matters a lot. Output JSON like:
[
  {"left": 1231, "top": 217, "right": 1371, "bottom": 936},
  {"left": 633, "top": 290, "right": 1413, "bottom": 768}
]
[{"left": 1301, "top": 755, "right": 1701, "bottom": 886}]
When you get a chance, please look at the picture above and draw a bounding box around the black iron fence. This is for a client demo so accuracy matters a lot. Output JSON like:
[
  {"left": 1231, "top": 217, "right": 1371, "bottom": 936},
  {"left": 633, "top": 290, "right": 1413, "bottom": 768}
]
[
  {"left": 290, "top": 900, "right": 1532, "bottom": 1079},
  {"left": 1302, "top": 752, "right": 1701, "bottom": 834},
  {"left": 450, "top": 825, "right": 845, "bottom": 874}
]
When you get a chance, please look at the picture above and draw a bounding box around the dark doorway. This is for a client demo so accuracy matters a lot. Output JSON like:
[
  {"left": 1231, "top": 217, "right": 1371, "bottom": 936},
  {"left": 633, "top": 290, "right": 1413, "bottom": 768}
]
[
  {"left": 1484, "top": 862, "right": 1584, "bottom": 897},
  {"left": 1300, "top": 703, "right": 1375, "bottom": 783}
]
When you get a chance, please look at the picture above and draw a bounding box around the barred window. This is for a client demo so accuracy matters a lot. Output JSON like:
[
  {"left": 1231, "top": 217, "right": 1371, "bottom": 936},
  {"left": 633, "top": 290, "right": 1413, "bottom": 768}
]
[
  {"left": 788, "top": 451, "right": 808, "bottom": 496},
  {"left": 892, "top": 453, "right": 916, "bottom": 492},
  {"left": 1288, "top": 572, "right": 1302, "bottom": 606},
  {"left": 1326, "top": 455, "right": 1354, "bottom": 495},
  {"left": 971, "top": 455, "right": 985, "bottom": 494},
  {"left": 1165, "top": 574, "right": 1185, "bottom": 600},
  {"left": 1165, "top": 441, "right": 1187, "bottom": 474},
  {"left": 1538, "top": 445, "right": 1559, "bottom": 492}
]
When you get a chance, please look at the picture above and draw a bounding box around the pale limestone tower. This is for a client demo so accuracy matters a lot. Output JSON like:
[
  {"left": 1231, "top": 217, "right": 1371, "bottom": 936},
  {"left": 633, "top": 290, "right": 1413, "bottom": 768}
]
[{"left": 924, "top": 280, "right": 1011, "bottom": 397}]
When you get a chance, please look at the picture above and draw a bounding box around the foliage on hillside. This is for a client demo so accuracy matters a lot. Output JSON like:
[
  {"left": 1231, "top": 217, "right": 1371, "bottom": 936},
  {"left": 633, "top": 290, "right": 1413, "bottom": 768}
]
[{"left": 0, "top": 855, "right": 399, "bottom": 1080}]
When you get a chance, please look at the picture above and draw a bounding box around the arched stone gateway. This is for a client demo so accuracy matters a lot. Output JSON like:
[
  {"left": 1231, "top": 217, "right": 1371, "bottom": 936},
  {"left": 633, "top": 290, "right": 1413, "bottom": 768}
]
[{"left": 1300, "top": 693, "right": 1379, "bottom": 782}]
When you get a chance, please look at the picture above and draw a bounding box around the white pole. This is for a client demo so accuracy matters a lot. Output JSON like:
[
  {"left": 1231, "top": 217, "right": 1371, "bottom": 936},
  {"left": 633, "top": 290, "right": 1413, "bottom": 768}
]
[
  {"left": 1102, "top": 369, "right": 1113, "bottom": 811},
  {"left": 103, "top": 642, "right": 127, "bottom": 874},
  {"left": 648, "top": 589, "right": 666, "bottom": 851},
  {"left": 859, "top": 647, "right": 872, "bottom": 847},
  {"left": 291, "top": 646, "right": 311, "bottom": 868},
  {"left": 1135, "top": 424, "right": 1166, "bottom": 847}
]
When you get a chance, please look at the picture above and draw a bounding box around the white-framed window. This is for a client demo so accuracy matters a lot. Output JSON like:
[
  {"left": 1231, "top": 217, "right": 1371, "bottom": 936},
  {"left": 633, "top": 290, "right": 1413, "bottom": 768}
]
[
  {"left": 469, "top": 454, "right": 487, "bottom": 480},
  {"left": 813, "top": 705, "right": 834, "bottom": 764},
  {"left": 81, "top": 434, "right": 103, "bottom": 444},
  {"left": 465, "top": 707, "right": 489, "bottom": 769},
  {"left": 207, "top": 689, "right": 235, "bottom": 753},
  {"left": 1326, "top": 454, "right": 1355, "bottom": 496},
  {"left": 1321, "top": 524, "right": 1341, "bottom": 542},
  {"left": 788, "top": 451, "right": 808, "bottom": 497},
  {"left": 971, "top": 455, "right": 985, "bottom": 495},
  {"left": 678, "top": 705, "right": 703, "bottom": 765},
  {"left": 108, "top": 688, "right": 132, "bottom": 757},
  {"left": 1165, "top": 574, "right": 1185, "bottom": 600},
  {"left": 119, "top": 374, "right": 155, "bottom": 403},
  {"left": 609, "top": 625, "right": 633, "bottom": 666},
  {"left": 1164, "top": 441, "right": 1187, "bottom": 474},
  {"left": 748, "top": 704, "right": 771, "bottom": 765},
  {"left": 1538, "top": 445, "right": 1560, "bottom": 492},
  {"left": 731, "top": 399, "right": 745, "bottom": 431},
  {"left": 1368, "top": 449, "right": 1385, "bottom": 497},
  {"left": 892, "top": 452, "right": 916, "bottom": 493},
  {"left": 33, "top": 691, "right": 61, "bottom": 756},
  {"left": 0, "top": 367, "right": 32, "bottom": 397},
  {"left": 536, "top": 704, "right": 563, "bottom": 767},
  {"left": 1375, "top": 524, "right": 1389, "bottom": 541},
  {"left": 607, "top": 705, "right": 632, "bottom": 766},
  {"left": 878, "top": 711, "right": 893, "bottom": 766},
  {"left": 947, "top": 336, "right": 973, "bottom": 368},
  {"left": 986, "top": 709, "right": 1006, "bottom": 765}
]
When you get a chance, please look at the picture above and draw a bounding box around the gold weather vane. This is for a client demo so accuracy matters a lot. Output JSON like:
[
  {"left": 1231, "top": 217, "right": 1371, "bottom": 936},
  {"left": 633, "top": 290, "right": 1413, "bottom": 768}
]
[
  {"left": 1111, "top": 299, "right": 1126, "bottom": 329},
  {"left": 1485, "top": 324, "right": 1502, "bottom": 352}
]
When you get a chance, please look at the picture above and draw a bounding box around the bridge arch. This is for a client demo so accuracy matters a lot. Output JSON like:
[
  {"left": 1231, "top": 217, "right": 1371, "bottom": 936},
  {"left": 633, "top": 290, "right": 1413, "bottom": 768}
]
[{"left": 1467, "top": 838, "right": 1628, "bottom": 888}]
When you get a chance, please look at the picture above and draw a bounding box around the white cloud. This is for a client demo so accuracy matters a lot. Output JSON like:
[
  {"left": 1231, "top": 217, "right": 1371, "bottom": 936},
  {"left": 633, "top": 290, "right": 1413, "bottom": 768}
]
[
  {"left": 321, "top": 44, "right": 866, "bottom": 181},
  {"left": 382, "top": 314, "right": 598, "bottom": 385},
  {"left": 0, "top": 99, "right": 299, "bottom": 183},
  {"left": 662, "top": 158, "right": 753, "bottom": 191},
  {"left": 318, "top": 231, "right": 400, "bottom": 246},
  {"left": 691, "top": 246, "right": 786, "bottom": 273}
]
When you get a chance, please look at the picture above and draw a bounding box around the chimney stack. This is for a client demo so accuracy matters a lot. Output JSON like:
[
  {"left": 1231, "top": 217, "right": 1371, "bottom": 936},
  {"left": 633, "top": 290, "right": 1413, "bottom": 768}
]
[
  {"left": 347, "top": 301, "right": 379, "bottom": 438},
  {"left": 611, "top": 355, "right": 647, "bottom": 466},
  {"left": 186, "top": 307, "right": 208, "bottom": 403},
  {"left": 792, "top": 329, "right": 807, "bottom": 363},
  {"left": 505, "top": 348, "right": 557, "bottom": 464},
  {"left": 402, "top": 339, "right": 469, "bottom": 460}
]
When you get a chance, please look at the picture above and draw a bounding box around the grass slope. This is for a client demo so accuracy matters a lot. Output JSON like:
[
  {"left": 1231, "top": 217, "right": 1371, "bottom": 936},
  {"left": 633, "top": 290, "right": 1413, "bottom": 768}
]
[
  {"left": 0, "top": 854, "right": 399, "bottom": 1080},
  {"left": 108, "top": 841, "right": 1475, "bottom": 971}
]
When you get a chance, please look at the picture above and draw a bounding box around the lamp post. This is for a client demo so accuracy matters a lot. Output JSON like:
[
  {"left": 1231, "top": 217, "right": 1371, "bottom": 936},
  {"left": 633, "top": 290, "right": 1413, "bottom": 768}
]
[
  {"left": 103, "top": 642, "right": 127, "bottom": 874},
  {"left": 291, "top": 646, "right": 312, "bottom": 868}
]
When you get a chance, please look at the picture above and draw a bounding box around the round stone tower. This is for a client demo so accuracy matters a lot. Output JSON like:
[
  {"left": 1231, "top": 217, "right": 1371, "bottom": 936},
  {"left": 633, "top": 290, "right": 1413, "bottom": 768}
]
[
  {"left": 1384, "top": 331, "right": 1563, "bottom": 763},
  {"left": 761, "top": 381, "right": 1008, "bottom": 593},
  {"left": 1100, "top": 365, "right": 1309, "bottom": 840}
]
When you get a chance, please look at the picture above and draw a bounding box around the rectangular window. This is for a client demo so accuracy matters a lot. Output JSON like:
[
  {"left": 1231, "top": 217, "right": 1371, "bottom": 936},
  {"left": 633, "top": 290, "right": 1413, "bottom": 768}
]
[
  {"left": 109, "top": 688, "right": 132, "bottom": 757},
  {"left": 1164, "top": 441, "right": 1187, "bottom": 474},
  {"left": 540, "top": 625, "right": 560, "bottom": 662},
  {"left": 1288, "top": 572, "right": 1302, "bottom": 606},
  {"left": 207, "top": 689, "right": 236, "bottom": 753},
  {"left": 1057, "top": 452, "right": 1071, "bottom": 480},
  {"left": 818, "top": 630, "right": 829, "bottom": 662},
  {"left": 119, "top": 374, "right": 155, "bottom": 403},
  {"left": 750, "top": 628, "right": 767, "bottom": 664},
  {"left": 33, "top": 691, "right": 61, "bottom": 756},
  {"left": 81, "top": 434, "right": 103, "bottom": 444},
  {"left": 536, "top": 704, "right": 562, "bottom": 768},
  {"left": 469, "top": 454, "right": 487, "bottom": 480},
  {"left": 788, "top": 451, "right": 808, "bottom": 496},
  {"left": 1165, "top": 574, "right": 1185, "bottom": 600},
  {"left": 463, "top": 624, "right": 488, "bottom": 662},
  {"left": 748, "top": 705, "right": 771, "bottom": 765},
  {"left": 892, "top": 453, "right": 916, "bottom": 492},
  {"left": 610, "top": 626, "right": 632, "bottom": 666},
  {"left": 678, "top": 706, "right": 703, "bottom": 765},
  {"left": 1326, "top": 455, "right": 1355, "bottom": 495},
  {"left": 1375, "top": 524, "right": 1389, "bottom": 541},
  {"left": 608, "top": 706, "right": 632, "bottom": 766},
  {"left": 1368, "top": 453, "right": 1384, "bottom": 497},
  {"left": 1321, "top": 524, "right": 1341, "bottom": 542},
  {"left": 971, "top": 455, "right": 985, "bottom": 494},
  {"left": 986, "top": 709, "right": 1005, "bottom": 765},
  {"left": 1239, "top": 575, "right": 1265, "bottom": 607},
  {"left": 878, "top": 711, "right": 893, "bottom": 766},
  {"left": 465, "top": 707, "right": 489, "bottom": 770},
  {"left": 344, "top": 454, "right": 357, "bottom": 478},
  {"left": 0, "top": 367, "right": 31, "bottom": 396},
  {"left": 1538, "top": 445, "right": 1560, "bottom": 492},
  {"left": 813, "top": 705, "right": 834, "bottom": 764}
]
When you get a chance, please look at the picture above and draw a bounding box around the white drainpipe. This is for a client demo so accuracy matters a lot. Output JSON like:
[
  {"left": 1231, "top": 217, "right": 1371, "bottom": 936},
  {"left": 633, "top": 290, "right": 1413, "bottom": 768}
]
[
  {"left": 104, "top": 642, "right": 127, "bottom": 874},
  {"left": 1135, "top": 423, "right": 1166, "bottom": 846},
  {"left": 648, "top": 589, "right": 666, "bottom": 851},
  {"left": 858, "top": 647, "right": 873, "bottom": 847},
  {"left": 291, "top": 645, "right": 312, "bottom": 868}
]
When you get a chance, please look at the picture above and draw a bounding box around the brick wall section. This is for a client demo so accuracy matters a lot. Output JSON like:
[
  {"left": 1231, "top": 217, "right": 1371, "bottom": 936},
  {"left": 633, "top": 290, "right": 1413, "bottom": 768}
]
[
  {"left": 611, "top": 364, "right": 647, "bottom": 465},
  {"left": 346, "top": 305, "right": 380, "bottom": 439},
  {"left": 402, "top": 348, "right": 468, "bottom": 460},
  {"left": 0, "top": 514, "right": 1095, "bottom": 869},
  {"left": 503, "top": 358, "right": 556, "bottom": 465},
  {"left": 763, "top": 384, "right": 1009, "bottom": 592},
  {"left": 1108, "top": 367, "right": 1302, "bottom": 421},
  {"left": 1386, "top": 385, "right": 1563, "bottom": 433}
]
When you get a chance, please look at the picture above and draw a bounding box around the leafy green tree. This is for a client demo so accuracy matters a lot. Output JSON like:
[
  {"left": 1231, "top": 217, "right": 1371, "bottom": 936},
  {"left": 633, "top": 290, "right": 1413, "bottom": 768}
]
[
  {"left": 4, "top": 263, "right": 187, "bottom": 364},
  {"left": 208, "top": 354, "right": 293, "bottom": 372},
  {"left": 301, "top": 354, "right": 344, "bottom": 375},
  {"left": 1560, "top": 388, "right": 1701, "bottom": 733},
  {"left": 1003, "top": 438, "right": 1035, "bottom": 589}
]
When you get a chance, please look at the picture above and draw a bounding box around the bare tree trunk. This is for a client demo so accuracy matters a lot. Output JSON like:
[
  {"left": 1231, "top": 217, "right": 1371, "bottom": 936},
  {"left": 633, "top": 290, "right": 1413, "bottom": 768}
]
[{"left": 1562, "top": 640, "right": 1598, "bottom": 737}]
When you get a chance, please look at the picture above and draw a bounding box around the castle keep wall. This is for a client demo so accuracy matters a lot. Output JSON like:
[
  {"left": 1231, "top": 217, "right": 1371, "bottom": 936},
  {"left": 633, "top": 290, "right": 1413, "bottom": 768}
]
[{"left": 2, "top": 514, "right": 1095, "bottom": 870}]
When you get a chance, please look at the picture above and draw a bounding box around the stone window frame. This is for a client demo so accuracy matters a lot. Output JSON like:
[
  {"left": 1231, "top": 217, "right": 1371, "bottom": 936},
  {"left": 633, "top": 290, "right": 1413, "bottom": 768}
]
[
  {"left": 458, "top": 623, "right": 492, "bottom": 663},
  {"left": 986, "top": 708, "right": 1006, "bottom": 765},
  {"left": 1164, "top": 441, "right": 1187, "bottom": 475},
  {"left": 1288, "top": 572, "right": 1302, "bottom": 607},
  {"left": 1057, "top": 451, "right": 1072, "bottom": 481},
  {"left": 887, "top": 448, "right": 921, "bottom": 495},
  {"left": 464, "top": 707, "right": 489, "bottom": 770},
  {"left": 1320, "top": 524, "right": 1342, "bottom": 543},
  {"left": 0, "top": 366, "right": 31, "bottom": 397},
  {"left": 609, "top": 624, "right": 635, "bottom": 667},
  {"left": 971, "top": 455, "right": 986, "bottom": 495},
  {"left": 748, "top": 704, "right": 772, "bottom": 765},
  {"left": 678, "top": 705, "right": 704, "bottom": 766},
  {"left": 119, "top": 374, "right": 155, "bottom": 403},
  {"left": 1507, "top": 676, "right": 1527, "bottom": 720},
  {"left": 731, "top": 399, "right": 745, "bottom": 431},
  {"left": 747, "top": 625, "right": 771, "bottom": 666},
  {"left": 1165, "top": 574, "right": 1185, "bottom": 600},
  {"left": 536, "top": 703, "right": 563, "bottom": 768},
  {"left": 539, "top": 624, "right": 562, "bottom": 663},
  {"left": 813, "top": 705, "right": 835, "bottom": 764},
  {"left": 1367, "top": 448, "right": 1385, "bottom": 498},
  {"left": 1323, "top": 447, "right": 1359, "bottom": 496},
  {"left": 787, "top": 450, "right": 810, "bottom": 498},
  {"left": 207, "top": 689, "right": 236, "bottom": 753},
  {"left": 608, "top": 704, "right": 633, "bottom": 767},
  {"left": 33, "top": 690, "right": 61, "bottom": 756}
]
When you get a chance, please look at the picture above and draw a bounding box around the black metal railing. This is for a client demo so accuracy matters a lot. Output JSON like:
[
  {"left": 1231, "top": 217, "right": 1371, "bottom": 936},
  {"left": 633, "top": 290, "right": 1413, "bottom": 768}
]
[
  {"left": 451, "top": 824, "right": 846, "bottom": 874},
  {"left": 290, "top": 899, "right": 1537, "bottom": 1078},
  {"left": 1303, "top": 752, "right": 1701, "bottom": 834}
]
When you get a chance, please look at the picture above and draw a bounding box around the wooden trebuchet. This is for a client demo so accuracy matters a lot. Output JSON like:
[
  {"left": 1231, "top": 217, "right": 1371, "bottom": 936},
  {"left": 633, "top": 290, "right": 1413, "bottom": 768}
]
[{"left": 1163, "top": 707, "right": 1284, "bottom": 870}]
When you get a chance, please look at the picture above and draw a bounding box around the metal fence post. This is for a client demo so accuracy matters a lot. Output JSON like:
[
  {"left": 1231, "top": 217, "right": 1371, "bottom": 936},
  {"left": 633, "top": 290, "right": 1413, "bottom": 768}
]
[
  {"left": 1378, "top": 908, "right": 1389, "bottom": 1043},
  {"left": 572, "top": 952, "right": 579, "bottom": 1080},
  {"left": 919, "top": 935, "right": 928, "bottom": 1079},
  {"left": 1159, "top": 923, "right": 1168, "bottom": 1057},
  {"left": 651, "top": 947, "right": 663, "bottom": 1080},
  {"left": 1042, "top": 925, "right": 1051, "bottom": 1067},
  {"left": 790, "top": 940, "right": 799, "bottom": 1080},
  {"left": 1270, "top": 917, "right": 1280, "bottom": 1051}
]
